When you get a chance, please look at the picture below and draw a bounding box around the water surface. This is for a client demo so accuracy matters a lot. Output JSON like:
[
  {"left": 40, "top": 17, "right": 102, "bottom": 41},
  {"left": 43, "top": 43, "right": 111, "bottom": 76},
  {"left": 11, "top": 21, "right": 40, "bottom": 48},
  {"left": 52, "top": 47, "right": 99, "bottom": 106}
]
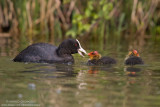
[{"left": 0, "top": 46, "right": 160, "bottom": 107}]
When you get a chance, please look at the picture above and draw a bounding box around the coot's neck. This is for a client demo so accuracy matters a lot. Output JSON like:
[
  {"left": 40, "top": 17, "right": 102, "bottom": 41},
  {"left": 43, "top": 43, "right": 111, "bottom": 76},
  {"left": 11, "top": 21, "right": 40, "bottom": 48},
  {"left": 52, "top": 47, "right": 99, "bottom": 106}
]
[{"left": 56, "top": 47, "right": 72, "bottom": 56}]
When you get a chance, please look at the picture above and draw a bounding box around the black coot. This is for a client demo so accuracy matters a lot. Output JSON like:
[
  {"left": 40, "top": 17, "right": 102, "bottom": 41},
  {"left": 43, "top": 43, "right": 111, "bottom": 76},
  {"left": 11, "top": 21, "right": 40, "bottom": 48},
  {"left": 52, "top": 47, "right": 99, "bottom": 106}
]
[
  {"left": 125, "top": 50, "right": 144, "bottom": 65},
  {"left": 13, "top": 39, "right": 87, "bottom": 63},
  {"left": 87, "top": 51, "right": 116, "bottom": 65}
]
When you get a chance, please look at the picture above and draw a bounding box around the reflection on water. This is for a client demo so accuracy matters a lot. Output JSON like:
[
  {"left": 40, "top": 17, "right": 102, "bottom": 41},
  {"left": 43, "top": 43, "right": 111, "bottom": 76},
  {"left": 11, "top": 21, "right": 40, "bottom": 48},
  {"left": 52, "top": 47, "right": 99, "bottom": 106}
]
[
  {"left": 124, "top": 67, "right": 142, "bottom": 77},
  {"left": 0, "top": 48, "right": 160, "bottom": 107},
  {"left": 87, "top": 65, "right": 115, "bottom": 74},
  {"left": 20, "top": 64, "right": 76, "bottom": 78},
  {"left": 0, "top": 36, "right": 18, "bottom": 56}
]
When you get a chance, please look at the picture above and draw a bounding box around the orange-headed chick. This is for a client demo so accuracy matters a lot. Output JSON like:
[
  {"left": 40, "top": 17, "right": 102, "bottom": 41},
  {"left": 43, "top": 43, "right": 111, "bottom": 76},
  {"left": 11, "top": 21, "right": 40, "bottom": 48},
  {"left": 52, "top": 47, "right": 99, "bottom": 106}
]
[
  {"left": 125, "top": 49, "right": 143, "bottom": 65},
  {"left": 87, "top": 51, "right": 116, "bottom": 65}
]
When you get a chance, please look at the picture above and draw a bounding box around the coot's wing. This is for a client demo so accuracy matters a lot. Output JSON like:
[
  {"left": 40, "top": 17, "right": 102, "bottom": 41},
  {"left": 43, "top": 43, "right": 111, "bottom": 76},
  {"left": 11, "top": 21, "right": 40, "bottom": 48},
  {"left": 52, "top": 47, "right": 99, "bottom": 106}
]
[{"left": 13, "top": 43, "right": 57, "bottom": 63}]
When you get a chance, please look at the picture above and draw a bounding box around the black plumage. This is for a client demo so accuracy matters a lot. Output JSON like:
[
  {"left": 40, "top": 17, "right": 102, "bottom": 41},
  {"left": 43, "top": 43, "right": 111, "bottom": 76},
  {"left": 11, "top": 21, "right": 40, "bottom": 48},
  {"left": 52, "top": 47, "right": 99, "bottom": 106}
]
[
  {"left": 13, "top": 39, "right": 86, "bottom": 63},
  {"left": 87, "top": 51, "right": 116, "bottom": 65},
  {"left": 125, "top": 56, "right": 144, "bottom": 65},
  {"left": 124, "top": 50, "right": 144, "bottom": 65}
]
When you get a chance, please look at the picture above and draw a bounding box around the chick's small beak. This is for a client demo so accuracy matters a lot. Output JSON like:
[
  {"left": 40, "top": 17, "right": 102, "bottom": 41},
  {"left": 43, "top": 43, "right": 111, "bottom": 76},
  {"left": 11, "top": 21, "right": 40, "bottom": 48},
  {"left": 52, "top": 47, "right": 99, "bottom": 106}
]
[
  {"left": 78, "top": 48, "right": 87, "bottom": 57},
  {"left": 88, "top": 53, "right": 91, "bottom": 56}
]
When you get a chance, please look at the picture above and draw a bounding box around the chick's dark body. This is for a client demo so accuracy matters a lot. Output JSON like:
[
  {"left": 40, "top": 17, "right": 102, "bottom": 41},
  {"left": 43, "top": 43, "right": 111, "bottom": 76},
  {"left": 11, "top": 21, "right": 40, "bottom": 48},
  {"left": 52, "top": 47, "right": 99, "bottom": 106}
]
[
  {"left": 87, "top": 56, "right": 116, "bottom": 65},
  {"left": 125, "top": 56, "right": 144, "bottom": 65}
]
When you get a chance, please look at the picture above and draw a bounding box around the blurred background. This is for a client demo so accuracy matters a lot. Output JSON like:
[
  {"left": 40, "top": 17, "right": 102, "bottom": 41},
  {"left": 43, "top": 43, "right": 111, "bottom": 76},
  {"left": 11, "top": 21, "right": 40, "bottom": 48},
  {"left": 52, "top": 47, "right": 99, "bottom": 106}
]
[{"left": 0, "top": 0, "right": 160, "bottom": 56}]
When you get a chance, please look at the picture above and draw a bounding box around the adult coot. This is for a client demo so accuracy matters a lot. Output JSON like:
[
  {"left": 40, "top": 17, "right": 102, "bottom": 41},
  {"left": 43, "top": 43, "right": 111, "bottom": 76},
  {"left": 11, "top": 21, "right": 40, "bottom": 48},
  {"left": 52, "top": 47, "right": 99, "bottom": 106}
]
[
  {"left": 87, "top": 51, "right": 116, "bottom": 65},
  {"left": 125, "top": 50, "right": 144, "bottom": 65},
  {"left": 13, "top": 39, "right": 87, "bottom": 63}
]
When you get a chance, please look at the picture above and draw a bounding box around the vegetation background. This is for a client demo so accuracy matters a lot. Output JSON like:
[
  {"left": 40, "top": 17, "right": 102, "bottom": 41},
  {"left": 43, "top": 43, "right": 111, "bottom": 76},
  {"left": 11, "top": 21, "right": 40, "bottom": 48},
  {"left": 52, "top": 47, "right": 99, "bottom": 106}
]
[{"left": 0, "top": 0, "right": 160, "bottom": 55}]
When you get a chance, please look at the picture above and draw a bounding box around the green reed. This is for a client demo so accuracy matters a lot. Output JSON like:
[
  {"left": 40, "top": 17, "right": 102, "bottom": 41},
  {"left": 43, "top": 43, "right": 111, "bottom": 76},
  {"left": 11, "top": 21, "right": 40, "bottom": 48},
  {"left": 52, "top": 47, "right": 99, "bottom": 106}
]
[{"left": 0, "top": 0, "right": 159, "bottom": 48}]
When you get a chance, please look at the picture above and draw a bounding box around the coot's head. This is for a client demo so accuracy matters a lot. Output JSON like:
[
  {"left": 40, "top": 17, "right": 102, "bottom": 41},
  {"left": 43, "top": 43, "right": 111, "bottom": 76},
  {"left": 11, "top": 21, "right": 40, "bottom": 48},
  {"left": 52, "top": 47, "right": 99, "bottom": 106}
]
[
  {"left": 88, "top": 51, "right": 101, "bottom": 60},
  {"left": 58, "top": 39, "right": 87, "bottom": 57}
]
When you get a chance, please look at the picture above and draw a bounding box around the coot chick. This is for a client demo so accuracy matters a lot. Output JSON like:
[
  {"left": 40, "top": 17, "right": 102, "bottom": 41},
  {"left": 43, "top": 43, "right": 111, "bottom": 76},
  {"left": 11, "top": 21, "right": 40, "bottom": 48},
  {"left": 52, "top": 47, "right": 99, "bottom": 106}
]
[
  {"left": 87, "top": 51, "right": 116, "bottom": 65},
  {"left": 125, "top": 50, "right": 144, "bottom": 65},
  {"left": 13, "top": 39, "right": 87, "bottom": 63}
]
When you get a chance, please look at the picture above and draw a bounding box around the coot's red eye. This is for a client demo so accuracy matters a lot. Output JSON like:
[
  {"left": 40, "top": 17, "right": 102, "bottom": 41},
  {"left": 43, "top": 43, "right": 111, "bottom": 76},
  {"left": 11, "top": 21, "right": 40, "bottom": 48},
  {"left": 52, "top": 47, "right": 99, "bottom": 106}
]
[{"left": 75, "top": 44, "right": 77, "bottom": 47}]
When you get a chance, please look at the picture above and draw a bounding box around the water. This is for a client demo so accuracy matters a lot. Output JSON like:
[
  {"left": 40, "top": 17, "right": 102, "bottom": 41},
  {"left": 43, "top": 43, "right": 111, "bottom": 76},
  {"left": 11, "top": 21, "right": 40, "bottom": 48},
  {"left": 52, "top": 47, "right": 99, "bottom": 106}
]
[{"left": 0, "top": 46, "right": 160, "bottom": 107}]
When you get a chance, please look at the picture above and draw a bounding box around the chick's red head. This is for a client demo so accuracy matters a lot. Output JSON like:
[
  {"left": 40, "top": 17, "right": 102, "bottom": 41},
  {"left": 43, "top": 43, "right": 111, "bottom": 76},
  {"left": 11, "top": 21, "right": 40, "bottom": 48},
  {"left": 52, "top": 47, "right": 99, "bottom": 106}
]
[
  {"left": 88, "top": 51, "right": 101, "bottom": 60},
  {"left": 132, "top": 50, "right": 140, "bottom": 57}
]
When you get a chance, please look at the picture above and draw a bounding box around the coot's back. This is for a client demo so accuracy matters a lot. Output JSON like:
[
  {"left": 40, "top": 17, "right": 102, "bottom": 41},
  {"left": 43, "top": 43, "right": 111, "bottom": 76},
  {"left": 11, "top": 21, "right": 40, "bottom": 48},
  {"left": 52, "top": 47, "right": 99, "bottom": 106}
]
[{"left": 13, "top": 43, "right": 57, "bottom": 63}]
